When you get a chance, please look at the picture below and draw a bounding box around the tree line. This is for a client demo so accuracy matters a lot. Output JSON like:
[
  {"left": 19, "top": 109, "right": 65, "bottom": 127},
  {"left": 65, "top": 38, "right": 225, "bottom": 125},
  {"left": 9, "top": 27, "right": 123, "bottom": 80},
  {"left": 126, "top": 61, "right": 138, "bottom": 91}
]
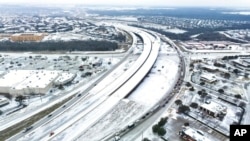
[
  {"left": 0, "top": 40, "right": 118, "bottom": 52},
  {"left": 130, "top": 24, "right": 250, "bottom": 42},
  {"left": 196, "top": 32, "right": 245, "bottom": 43}
]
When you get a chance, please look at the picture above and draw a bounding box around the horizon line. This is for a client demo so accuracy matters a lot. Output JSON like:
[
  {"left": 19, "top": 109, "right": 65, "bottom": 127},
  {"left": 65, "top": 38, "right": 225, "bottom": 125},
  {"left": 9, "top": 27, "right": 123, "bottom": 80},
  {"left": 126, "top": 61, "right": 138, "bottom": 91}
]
[{"left": 0, "top": 3, "right": 249, "bottom": 9}]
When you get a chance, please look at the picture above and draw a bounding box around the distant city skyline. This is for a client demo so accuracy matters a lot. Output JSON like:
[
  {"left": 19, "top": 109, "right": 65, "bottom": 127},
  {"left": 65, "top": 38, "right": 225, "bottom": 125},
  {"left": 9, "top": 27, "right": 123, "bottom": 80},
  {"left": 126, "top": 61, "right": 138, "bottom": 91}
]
[{"left": 0, "top": 0, "right": 250, "bottom": 8}]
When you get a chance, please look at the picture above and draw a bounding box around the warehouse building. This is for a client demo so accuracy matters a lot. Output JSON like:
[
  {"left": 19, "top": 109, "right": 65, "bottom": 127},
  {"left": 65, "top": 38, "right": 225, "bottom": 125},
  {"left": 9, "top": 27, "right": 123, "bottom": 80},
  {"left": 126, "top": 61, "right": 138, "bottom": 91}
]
[
  {"left": 10, "top": 33, "right": 46, "bottom": 42},
  {"left": 0, "top": 70, "right": 60, "bottom": 96},
  {"left": 0, "top": 70, "right": 32, "bottom": 94}
]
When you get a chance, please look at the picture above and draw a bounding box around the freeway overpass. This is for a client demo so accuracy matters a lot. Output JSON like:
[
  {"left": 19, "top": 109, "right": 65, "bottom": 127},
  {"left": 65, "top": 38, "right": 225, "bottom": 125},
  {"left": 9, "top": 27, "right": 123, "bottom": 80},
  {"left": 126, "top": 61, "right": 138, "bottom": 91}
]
[{"left": 8, "top": 26, "right": 160, "bottom": 141}]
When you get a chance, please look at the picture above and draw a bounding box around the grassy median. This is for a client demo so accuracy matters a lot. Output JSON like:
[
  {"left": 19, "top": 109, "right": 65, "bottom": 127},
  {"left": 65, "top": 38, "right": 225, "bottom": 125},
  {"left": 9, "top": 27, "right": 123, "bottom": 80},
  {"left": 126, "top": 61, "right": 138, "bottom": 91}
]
[{"left": 0, "top": 96, "right": 73, "bottom": 141}]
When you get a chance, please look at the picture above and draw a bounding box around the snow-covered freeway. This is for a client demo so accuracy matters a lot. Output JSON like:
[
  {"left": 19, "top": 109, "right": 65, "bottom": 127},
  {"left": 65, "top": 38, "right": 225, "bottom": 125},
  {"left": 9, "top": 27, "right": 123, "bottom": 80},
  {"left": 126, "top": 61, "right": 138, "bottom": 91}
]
[
  {"left": 72, "top": 30, "right": 160, "bottom": 141},
  {"left": 48, "top": 28, "right": 160, "bottom": 141},
  {"left": 9, "top": 26, "right": 160, "bottom": 141}
]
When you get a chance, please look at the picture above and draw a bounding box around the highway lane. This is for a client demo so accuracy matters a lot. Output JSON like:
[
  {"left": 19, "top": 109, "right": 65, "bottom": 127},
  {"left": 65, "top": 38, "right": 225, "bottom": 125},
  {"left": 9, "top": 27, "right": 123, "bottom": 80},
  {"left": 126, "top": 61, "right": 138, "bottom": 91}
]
[{"left": 8, "top": 31, "right": 139, "bottom": 141}]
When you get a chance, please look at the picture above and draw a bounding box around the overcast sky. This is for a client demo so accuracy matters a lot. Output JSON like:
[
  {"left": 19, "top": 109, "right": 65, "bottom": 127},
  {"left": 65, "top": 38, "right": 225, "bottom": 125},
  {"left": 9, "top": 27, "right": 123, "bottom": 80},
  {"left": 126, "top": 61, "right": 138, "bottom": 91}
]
[{"left": 0, "top": 0, "right": 249, "bottom": 7}]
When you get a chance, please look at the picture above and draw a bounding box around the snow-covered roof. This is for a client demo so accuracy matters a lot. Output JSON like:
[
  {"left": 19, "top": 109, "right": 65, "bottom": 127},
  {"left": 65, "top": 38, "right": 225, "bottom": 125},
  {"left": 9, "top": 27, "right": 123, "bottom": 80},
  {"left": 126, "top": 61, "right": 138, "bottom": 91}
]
[
  {"left": 13, "top": 70, "right": 59, "bottom": 90},
  {"left": 243, "top": 59, "right": 250, "bottom": 64},
  {"left": 0, "top": 97, "right": 8, "bottom": 102},
  {"left": 183, "top": 128, "right": 211, "bottom": 141},
  {"left": 200, "top": 73, "right": 217, "bottom": 82},
  {"left": 0, "top": 70, "right": 60, "bottom": 91},
  {"left": 54, "top": 72, "right": 76, "bottom": 85},
  {"left": 232, "top": 59, "right": 250, "bottom": 67},
  {"left": 200, "top": 101, "right": 227, "bottom": 115},
  {"left": 0, "top": 99, "right": 9, "bottom": 106},
  {"left": 0, "top": 70, "right": 33, "bottom": 87},
  {"left": 201, "top": 64, "right": 228, "bottom": 73}
]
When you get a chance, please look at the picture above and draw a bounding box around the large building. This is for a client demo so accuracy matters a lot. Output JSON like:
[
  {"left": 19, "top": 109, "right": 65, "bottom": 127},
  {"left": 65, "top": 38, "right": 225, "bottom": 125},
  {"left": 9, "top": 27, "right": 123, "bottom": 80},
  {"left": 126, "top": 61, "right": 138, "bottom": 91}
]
[
  {"left": 10, "top": 33, "right": 46, "bottom": 42},
  {"left": 180, "top": 127, "right": 211, "bottom": 141},
  {"left": 0, "top": 34, "right": 11, "bottom": 39},
  {"left": 54, "top": 73, "right": 76, "bottom": 86},
  {"left": 0, "top": 70, "right": 60, "bottom": 96},
  {"left": 200, "top": 73, "right": 217, "bottom": 84},
  {"left": 199, "top": 101, "right": 227, "bottom": 118}
]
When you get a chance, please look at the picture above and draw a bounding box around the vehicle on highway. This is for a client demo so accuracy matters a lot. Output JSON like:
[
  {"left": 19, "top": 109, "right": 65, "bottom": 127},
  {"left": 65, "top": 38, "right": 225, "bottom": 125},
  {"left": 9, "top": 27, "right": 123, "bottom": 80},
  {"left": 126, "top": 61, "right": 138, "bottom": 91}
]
[
  {"left": 127, "top": 123, "right": 135, "bottom": 129},
  {"left": 47, "top": 114, "right": 52, "bottom": 118},
  {"left": 114, "top": 136, "right": 120, "bottom": 141},
  {"left": 197, "top": 130, "right": 204, "bottom": 136},
  {"left": 50, "top": 132, "right": 54, "bottom": 137},
  {"left": 23, "top": 126, "right": 33, "bottom": 133}
]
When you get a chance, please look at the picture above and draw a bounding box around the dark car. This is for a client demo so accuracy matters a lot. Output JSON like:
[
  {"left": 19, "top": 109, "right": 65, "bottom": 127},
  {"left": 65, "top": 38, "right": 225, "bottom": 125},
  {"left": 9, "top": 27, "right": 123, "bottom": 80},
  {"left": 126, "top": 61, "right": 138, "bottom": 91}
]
[
  {"left": 50, "top": 132, "right": 55, "bottom": 136},
  {"left": 127, "top": 123, "right": 135, "bottom": 129}
]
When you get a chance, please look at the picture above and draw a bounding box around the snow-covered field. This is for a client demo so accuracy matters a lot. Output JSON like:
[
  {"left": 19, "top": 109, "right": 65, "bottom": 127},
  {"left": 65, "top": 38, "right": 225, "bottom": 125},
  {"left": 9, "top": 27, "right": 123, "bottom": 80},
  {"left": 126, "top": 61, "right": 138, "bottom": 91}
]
[
  {"left": 42, "top": 33, "right": 89, "bottom": 42},
  {"left": 78, "top": 99, "right": 146, "bottom": 141},
  {"left": 165, "top": 28, "right": 187, "bottom": 34},
  {"left": 129, "top": 57, "right": 179, "bottom": 107}
]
